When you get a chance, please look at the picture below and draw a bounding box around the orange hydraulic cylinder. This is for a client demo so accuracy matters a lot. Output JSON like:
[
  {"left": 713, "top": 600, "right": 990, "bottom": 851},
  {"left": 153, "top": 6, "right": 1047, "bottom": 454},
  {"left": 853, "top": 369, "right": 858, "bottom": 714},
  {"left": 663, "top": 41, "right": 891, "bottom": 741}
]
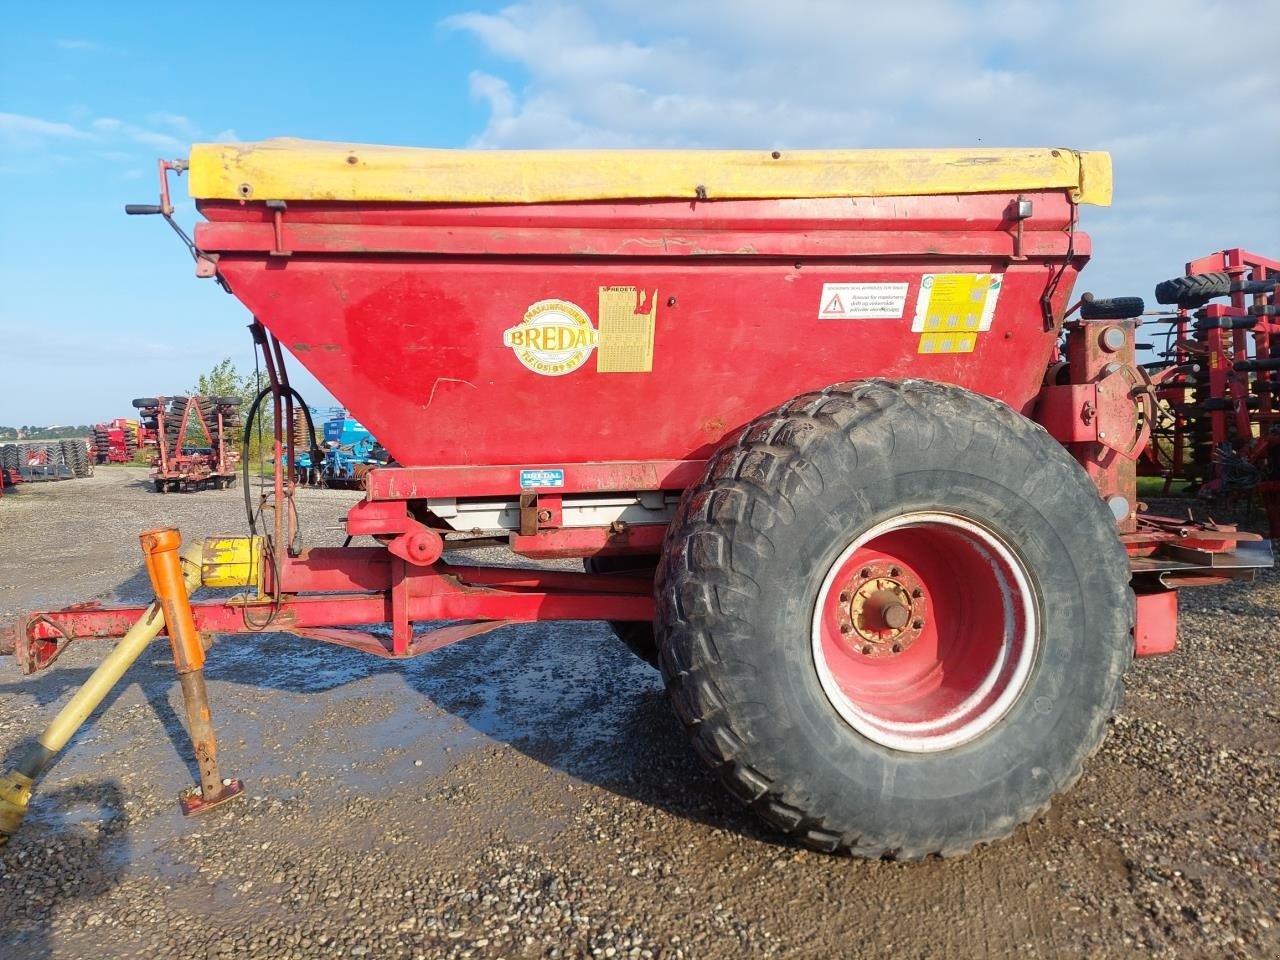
[{"left": 140, "top": 527, "right": 205, "bottom": 672}]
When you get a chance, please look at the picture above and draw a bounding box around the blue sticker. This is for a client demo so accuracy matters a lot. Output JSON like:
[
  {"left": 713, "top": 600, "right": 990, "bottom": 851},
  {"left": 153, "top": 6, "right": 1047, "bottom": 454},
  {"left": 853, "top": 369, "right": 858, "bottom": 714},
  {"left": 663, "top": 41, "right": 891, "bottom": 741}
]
[{"left": 520, "top": 468, "right": 565, "bottom": 489}]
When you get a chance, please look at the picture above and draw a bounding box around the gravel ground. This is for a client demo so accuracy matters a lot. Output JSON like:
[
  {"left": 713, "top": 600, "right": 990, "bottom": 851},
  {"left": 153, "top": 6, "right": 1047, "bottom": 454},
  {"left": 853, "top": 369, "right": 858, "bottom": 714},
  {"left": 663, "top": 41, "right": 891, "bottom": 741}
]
[{"left": 0, "top": 467, "right": 1277, "bottom": 959}]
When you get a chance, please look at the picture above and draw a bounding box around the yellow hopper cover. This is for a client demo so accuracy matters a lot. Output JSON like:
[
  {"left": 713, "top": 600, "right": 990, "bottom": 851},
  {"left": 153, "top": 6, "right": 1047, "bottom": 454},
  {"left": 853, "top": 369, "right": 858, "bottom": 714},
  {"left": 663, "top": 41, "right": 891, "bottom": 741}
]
[{"left": 188, "top": 139, "right": 1112, "bottom": 207}]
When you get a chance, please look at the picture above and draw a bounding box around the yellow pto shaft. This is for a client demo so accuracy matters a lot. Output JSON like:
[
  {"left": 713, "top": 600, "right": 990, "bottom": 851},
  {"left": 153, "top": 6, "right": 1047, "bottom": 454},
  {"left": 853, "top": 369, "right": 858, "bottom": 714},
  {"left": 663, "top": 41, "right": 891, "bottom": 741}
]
[{"left": 0, "top": 536, "right": 206, "bottom": 845}]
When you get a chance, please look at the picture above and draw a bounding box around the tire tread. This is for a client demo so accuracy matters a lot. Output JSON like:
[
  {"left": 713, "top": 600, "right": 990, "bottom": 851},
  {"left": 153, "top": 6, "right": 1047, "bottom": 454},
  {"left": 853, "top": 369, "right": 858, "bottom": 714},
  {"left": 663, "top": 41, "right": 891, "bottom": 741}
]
[{"left": 657, "top": 378, "right": 1133, "bottom": 858}]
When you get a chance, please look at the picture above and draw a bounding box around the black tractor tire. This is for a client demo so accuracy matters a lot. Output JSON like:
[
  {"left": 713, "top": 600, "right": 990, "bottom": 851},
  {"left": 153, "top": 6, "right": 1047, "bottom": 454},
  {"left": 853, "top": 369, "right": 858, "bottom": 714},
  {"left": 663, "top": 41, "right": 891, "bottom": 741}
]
[
  {"left": 132, "top": 397, "right": 160, "bottom": 409},
  {"left": 656, "top": 378, "right": 1133, "bottom": 858},
  {"left": 584, "top": 555, "right": 660, "bottom": 666},
  {"left": 1080, "top": 295, "right": 1144, "bottom": 320},
  {"left": 1155, "top": 272, "right": 1231, "bottom": 307}
]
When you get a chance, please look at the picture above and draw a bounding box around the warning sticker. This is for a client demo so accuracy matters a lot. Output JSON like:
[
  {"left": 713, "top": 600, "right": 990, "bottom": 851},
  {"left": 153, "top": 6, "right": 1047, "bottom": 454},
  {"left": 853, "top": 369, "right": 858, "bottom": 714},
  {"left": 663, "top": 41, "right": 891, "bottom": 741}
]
[
  {"left": 911, "top": 273, "right": 1003, "bottom": 354},
  {"left": 818, "top": 282, "right": 909, "bottom": 319},
  {"left": 597, "top": 286, "right": 657, "bottom": 372}
]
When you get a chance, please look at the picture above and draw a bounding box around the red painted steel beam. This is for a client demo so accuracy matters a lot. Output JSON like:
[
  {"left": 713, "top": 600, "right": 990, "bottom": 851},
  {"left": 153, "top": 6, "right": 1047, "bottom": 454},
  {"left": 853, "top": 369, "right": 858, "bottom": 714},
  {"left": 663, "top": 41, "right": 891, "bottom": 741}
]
[
  {"left": 508, "top": 524, "right": 666, "bottom": 558},
  {"left": 21, "top": 588, "right": 653, "bottom": 644},
  {"left": 19, "top": 558, "right": 658, "bottom": 648},
  {"left": 274, "top": 549, "right": 655, "bottom": 594},
  {"left": 366, "top": 461, "right": 705, "bottom": 500},
  {"left": 196, "top": 192, "right": 1079, "bottom": 232},
  {"left": 197, "top": 222, "right": 1084, "bottom": 260}
]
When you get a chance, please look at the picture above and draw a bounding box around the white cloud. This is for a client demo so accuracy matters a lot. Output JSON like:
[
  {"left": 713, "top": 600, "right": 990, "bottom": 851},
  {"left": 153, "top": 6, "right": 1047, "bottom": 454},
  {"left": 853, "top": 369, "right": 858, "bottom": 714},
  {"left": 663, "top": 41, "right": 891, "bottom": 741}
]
[
  {"left": 0, "top": 112, "right": 91, "bottom": 148},
  {"left": 126, "top": 127, "right": 185, "bottom": 152},
  {"left": 147, "top": 111, "right": 200, "bottom": 137},
  {"left": 444, "top": 0, "right": 1280, "bottom": 299},
  {"left": 94, "top": 115, "right": 184, "bottom": 151},
  {"left": 4, "top": 111, "right": 207, "bottom": 161},
  {"left": 54, "top": 38, "right": 100, "bottom": 50},
  {"left": 0, "top": 323, "right": 219, "bottom": 363}
]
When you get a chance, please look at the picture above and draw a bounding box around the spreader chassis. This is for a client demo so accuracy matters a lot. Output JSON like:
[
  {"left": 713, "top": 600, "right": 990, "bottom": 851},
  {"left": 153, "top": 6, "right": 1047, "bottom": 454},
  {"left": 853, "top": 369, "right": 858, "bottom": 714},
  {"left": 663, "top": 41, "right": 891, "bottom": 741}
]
[{"left": 3, "top": 145, "right": 1274, "bottom": 849}]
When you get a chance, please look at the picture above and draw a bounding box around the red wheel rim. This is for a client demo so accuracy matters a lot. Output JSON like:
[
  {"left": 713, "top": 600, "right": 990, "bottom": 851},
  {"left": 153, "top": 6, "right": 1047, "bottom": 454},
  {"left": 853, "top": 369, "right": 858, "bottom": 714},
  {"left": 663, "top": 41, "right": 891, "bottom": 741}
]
[{"left": 811, "top": 512, "right": 1039, "bottom": 752}]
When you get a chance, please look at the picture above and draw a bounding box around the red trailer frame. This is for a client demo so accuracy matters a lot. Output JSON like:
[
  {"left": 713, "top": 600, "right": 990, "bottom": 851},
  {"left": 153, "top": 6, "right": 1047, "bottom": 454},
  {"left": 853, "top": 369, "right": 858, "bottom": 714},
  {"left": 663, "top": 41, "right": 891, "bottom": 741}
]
[{"left": 11, "top": 149, "right": 1267, "bottom": 671}]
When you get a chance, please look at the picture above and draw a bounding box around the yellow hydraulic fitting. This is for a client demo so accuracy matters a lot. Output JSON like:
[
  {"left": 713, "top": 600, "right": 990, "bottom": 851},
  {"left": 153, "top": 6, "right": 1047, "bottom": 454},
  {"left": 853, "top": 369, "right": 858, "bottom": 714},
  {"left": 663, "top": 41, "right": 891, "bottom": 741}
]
[
  {"left": 0, "top": 771, "right": 33, "bottom": 843},
  {"left": 200, "top": 535, "right": 265, "bottom": 592}
]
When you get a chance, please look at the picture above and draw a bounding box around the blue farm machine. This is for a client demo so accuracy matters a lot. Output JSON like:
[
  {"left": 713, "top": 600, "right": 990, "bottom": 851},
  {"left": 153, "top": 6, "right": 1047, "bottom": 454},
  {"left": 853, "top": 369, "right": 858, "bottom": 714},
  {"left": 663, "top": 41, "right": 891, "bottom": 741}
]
[{"left": 289, "top": 410, "right": 391, "bottom": 489}]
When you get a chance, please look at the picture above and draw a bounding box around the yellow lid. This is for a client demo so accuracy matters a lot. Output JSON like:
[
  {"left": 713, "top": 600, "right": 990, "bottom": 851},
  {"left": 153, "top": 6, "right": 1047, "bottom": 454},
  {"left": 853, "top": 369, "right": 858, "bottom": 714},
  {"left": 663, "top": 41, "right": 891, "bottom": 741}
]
[{"left": 189, "top": 139, "right": 1112, "bottom": 207}]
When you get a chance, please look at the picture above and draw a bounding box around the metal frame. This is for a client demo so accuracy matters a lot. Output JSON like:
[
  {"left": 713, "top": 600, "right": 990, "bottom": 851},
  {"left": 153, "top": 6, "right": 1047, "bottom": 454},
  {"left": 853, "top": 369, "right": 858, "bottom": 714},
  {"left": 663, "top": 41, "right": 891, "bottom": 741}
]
[
  {"left": 149, "top": 395, "right": 239, "bottom": 490},
  {"left": 15, "top": 547, "right": 653, "bottom": 674},
  {"left": 1141, "top": 249, "right": 1280, "bottom": 518},
  {"left": 6, "top": 171, "right": 1273, "bottom": 680}
]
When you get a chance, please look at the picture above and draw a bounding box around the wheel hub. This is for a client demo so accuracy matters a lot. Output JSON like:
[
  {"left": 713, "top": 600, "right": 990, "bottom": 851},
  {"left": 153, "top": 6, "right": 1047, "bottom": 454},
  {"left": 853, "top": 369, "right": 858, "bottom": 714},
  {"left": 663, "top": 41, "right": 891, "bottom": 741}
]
[{"left": 838, "top": 561, "right": 927, "bottom": 657}]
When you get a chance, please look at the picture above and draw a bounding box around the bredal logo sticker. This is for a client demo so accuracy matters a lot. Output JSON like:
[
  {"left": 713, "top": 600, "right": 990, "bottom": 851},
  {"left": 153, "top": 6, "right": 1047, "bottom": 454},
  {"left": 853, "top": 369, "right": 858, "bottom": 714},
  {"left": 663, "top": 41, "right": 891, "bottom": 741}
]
[
  {"left": 504, "top": 288, "right": 659, "bottom": 376},
  {"left": 503, "top": 299, "right": 598, "bottom": 376},
  {"left": 519, "top": 468, "right": 565, "bottom": 489}
]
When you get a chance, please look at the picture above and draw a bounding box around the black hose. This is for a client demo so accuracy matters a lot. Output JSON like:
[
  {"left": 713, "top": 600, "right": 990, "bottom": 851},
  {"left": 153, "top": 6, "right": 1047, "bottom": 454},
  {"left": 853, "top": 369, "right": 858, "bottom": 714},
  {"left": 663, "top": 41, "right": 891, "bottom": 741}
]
[{"left": 242, "top": 385, "right": 320, "bottom": 535}]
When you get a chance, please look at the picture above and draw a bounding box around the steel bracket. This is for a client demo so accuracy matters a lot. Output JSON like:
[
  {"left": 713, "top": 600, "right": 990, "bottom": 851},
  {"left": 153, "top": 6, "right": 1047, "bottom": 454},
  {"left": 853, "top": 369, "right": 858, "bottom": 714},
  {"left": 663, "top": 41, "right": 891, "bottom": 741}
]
[{"left": 1037, "top": 363, "right": 1150, "bottom": 460}]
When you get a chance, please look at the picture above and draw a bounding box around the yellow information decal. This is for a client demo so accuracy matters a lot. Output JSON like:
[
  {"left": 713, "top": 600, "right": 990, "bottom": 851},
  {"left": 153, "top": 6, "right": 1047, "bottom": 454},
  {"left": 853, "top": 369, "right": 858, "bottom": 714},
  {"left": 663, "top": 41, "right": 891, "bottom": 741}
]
[
  {"left": 911, "top": 273, "right": 1003, "bottom": 354},
  {"left": 597, "top": 286, "right": 658, "bottom": 373},
  {"left": 503, "top": 299, "right": 598, "bottom": 376}
]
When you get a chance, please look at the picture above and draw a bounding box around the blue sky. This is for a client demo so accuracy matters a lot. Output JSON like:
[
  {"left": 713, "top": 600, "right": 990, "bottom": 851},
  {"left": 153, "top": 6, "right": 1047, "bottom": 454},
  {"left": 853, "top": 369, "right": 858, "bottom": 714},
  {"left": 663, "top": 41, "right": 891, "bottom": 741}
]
[{"left": 2, "top": 0, "right": 1277, "bottom": 425}]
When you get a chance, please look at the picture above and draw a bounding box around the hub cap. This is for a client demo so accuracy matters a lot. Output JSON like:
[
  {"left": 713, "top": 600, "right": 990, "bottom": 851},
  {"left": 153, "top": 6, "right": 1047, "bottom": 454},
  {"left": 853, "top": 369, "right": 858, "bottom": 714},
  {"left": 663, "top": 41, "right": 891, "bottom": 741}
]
[{"left": 811, "top": 512, "right": 1039, "bottom": 753}]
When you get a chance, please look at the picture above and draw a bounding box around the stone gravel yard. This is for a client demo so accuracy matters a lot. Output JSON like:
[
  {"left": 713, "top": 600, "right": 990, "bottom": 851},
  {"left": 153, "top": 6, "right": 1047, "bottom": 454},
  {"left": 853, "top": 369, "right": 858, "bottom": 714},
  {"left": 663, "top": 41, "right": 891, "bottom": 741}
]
[{"left": 1, "top": 467, "right": 1277, "bottom": 958}]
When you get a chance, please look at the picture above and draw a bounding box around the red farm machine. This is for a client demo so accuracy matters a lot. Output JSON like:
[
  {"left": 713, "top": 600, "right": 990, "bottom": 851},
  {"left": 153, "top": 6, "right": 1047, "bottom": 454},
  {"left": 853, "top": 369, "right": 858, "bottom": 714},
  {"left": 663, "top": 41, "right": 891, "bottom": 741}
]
[
  {"left": 91, "top": 417, "right": 142, "bottom": 464},
  {"left": 1138, "top": 249, "right": 1280, "bottom": 531},
  {"left": 133, "top": 395, "right": 242, "bottom": 491},
  {"left": 1, "top": 141, "right": 1272, "bottom": 859}
]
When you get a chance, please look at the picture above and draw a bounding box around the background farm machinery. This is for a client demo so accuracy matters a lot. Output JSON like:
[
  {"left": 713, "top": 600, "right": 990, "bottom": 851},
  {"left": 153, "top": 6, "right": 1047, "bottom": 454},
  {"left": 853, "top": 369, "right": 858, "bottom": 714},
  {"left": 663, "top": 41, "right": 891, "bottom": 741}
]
[
  {"left": 1138, "top": 249, "right": 1280, "bottom": 532},
  {"left": 0, "top": 440, "right": 93, "bottom": 491},
  {"left": 287, "top": 410, "right": 391, "bottom": 489},
  {"left": 133, "top": 395, "right": 242, "bottom": 492},
  {"left": 90, "top": 417, "right": 154, "bottom": 464}
]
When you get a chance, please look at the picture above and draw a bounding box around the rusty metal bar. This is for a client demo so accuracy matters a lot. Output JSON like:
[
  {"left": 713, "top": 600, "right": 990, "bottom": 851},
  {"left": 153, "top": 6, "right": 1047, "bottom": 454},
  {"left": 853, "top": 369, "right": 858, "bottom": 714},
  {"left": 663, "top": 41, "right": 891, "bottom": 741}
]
[{"left": 139, "top": 527, "right": 243, "bottom": 816}]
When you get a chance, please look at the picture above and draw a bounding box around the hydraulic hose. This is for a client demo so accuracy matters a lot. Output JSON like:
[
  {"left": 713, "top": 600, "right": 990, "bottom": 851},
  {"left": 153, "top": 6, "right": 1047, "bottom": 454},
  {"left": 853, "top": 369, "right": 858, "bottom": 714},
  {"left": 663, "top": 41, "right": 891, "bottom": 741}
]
[{"left": 242, "top": 385, "right": 319, "bottom": 535}]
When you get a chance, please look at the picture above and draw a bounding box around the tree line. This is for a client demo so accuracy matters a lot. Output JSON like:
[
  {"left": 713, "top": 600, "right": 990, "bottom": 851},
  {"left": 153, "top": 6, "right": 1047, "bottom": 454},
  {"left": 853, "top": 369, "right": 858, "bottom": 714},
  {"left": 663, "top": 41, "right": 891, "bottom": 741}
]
[
  {"left": 1, "top": 358, "right": 265, "bottom": 445},
  {"left": 0, "top": 425, "right": 95, "bottom": 441}
]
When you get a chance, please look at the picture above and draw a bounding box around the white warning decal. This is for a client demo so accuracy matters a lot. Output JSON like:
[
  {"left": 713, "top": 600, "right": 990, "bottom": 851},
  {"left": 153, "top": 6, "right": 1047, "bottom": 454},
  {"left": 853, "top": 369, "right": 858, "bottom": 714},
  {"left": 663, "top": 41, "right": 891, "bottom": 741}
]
[{"left": 817, "top": 282, "right": 909, "bottom": 319}]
